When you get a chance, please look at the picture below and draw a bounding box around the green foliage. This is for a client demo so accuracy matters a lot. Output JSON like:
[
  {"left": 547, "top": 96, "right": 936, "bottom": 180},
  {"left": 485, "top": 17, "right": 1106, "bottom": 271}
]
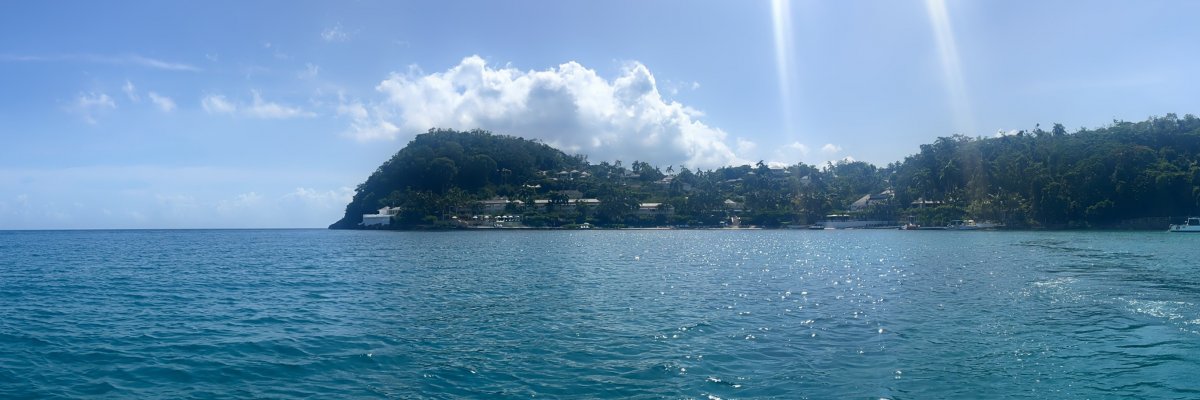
[
  {"left": 332, "top": 114, "right": 1200, "bottom": 230},
  {"left": 329, "top": 128, "right": 584, "bottom": 228},
  {"left": 891, "top": 113, "right": 1200, "bottom": 228}
]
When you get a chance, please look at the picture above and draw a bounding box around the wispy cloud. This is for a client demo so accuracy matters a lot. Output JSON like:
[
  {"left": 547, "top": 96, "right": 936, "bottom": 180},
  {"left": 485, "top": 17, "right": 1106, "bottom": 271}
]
[
  {"left": 787, "top": 141, "right": 810, "bottom": 156},
  {"left": 201, "top": 94, "right": 236, "bottom": 114},
  {"left": 246, "top": 91, "right": 315, "bottom": 119},
  {"left": 122, "top": 80, "right": 139, "bottom": 102},
  {"left": 298, "top": 63, "right": 320, "bottom": 79},
  {"left": 121, "top": 54, "right": 201, "bottom": 72},
  {"left": 202, "top": 91, "right": 315, "bottom": 119},
  {"left": 0, "top": 53, "right": 201, "bottom": 72},
  {"left": 284, "top": 186, "right": 354, "bottom": 208},
  {"left": 216, "top": 192, "right": 263, "bottom": 214},
  {"left": 821, "top": 143, "right": 842, "bottom": 154},
  {"left": 148, "top": 92, "right": 176, "bottom": 112},
  {"left": 72, "top": 92, "right": 116, "bottom": 124},
  {"left": 321, "top": 23, "right": 350, "bottom": 42}
]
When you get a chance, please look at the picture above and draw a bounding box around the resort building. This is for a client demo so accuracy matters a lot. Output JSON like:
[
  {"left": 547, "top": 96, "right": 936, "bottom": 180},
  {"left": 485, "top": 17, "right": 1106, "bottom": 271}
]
[
  {"left": 362, "top": 206, "right": 400, "bottom": 226},
  {"left": 637, "top": 203, "right": 675, "bottom": 217},
  {"left": 849, "top": 190, "right": 893, "bottom": 211}
]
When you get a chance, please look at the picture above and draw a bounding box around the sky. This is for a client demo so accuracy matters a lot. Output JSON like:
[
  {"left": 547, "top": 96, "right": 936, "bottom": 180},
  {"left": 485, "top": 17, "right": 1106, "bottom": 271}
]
[{"left": 2, "top": 0, "right": 1199, "bottom": 229}]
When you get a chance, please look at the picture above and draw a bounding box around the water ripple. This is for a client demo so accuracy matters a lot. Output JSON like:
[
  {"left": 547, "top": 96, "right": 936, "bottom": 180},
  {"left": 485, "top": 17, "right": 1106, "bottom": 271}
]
[{"left": 1, "top": 229, "right": 1198, "bottom": 398}]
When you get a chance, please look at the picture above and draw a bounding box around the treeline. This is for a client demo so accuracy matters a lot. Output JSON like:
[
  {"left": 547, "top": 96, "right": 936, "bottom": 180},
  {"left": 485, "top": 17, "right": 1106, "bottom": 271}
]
[
  {"left": 331, "top": 114, "right": 1200, "bottom": 229},
  {"left": 892, "top": 113, "right": 1200, "bottom": 228}
]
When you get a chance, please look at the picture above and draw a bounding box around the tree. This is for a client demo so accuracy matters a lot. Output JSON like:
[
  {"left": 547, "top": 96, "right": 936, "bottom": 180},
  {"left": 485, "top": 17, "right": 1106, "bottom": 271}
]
[
  {"left": 425, "top": 157, "right": 458, "bottom": 193},
  {"left": 333, "top": 116, "right": 1200, "bottom": 230},
  {"left": 1052, "top": 123, "right": 1067, "bottom": 137}
]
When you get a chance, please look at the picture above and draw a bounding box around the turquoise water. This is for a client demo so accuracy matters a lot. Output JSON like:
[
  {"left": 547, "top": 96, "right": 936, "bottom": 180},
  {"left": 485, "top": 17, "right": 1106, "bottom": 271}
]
[{"left": 2, "top": 229, "right": 1199, "bottom": 398}]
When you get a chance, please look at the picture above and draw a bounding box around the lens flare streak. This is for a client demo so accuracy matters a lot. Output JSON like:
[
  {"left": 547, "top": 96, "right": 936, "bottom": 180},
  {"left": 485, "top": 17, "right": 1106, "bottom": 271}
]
[{"left": 925, "top": 0, "right": 975, "bottom": 135}]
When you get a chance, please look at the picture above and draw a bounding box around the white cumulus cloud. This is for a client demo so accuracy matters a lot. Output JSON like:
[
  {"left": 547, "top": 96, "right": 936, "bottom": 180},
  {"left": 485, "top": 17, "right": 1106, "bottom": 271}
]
[
  {"left": 787, "top": 141, "right": 810, "bottom": 156},
  {"left": 344, "top": 55, "right": 745, "bottom": 168},
  {"left": 821, "top": 143, "right": 842, "bottom": 154},
  {"left": 736, "top": 138, "right": 757, "bottom": 154},
  {"left": 337, "top": 101, "right": 399, "bottom": 141},
  {"left": 148, "top": 92, "right": 175, "bottom": 112}
]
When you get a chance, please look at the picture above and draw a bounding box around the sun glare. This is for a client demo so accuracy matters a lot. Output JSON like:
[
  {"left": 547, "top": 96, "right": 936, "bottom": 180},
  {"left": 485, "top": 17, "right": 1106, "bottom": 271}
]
[
  {"left": 925, "top": 0, "right": 974, "bottom": 135},
  {"left": 771, "top": 0, "right": 797, "bottom": 138}
]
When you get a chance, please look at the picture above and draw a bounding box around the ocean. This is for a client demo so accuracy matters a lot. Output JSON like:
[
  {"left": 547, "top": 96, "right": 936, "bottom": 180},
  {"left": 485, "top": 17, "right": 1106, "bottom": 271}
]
[{"left": 2, "top": 229, "right": 1199, "bottom": 398}]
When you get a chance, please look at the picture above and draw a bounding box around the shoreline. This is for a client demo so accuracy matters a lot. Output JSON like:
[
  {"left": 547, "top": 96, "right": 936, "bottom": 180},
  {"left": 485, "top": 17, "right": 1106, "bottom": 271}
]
[{"left": 338, "top": 225, "right": 1181, "bottom": 233}]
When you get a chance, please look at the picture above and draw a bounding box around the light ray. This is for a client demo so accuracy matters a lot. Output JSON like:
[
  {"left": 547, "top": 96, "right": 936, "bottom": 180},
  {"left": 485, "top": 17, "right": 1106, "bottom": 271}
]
[
  {"left": 925, "top": 0, "right": 975, "bottom": 135},
  {"left": 771, "top": 0, "right": 798, "bottom": 139}
]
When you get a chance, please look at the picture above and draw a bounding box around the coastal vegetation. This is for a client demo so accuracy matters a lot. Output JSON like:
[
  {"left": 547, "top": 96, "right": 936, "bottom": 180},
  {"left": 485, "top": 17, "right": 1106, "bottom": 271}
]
[{"left": 330, "top": 114, "right": 1200, "bottom": 229}]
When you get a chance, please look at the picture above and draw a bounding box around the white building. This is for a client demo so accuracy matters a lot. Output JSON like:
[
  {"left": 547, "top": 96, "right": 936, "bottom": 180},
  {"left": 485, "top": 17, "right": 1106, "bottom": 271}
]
[{"left": 362, "top": 206, "right": 400, "bottom": 226}]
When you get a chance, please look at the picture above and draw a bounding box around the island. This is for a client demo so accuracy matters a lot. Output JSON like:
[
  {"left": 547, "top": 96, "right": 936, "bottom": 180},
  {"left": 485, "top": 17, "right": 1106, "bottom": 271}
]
[{"left": 331, "top": 114, "right": 1200, "bottom": 230}]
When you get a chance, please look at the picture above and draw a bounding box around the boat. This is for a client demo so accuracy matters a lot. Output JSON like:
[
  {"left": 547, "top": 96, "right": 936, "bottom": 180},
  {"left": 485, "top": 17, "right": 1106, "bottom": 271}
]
[
  {"left": 1169, "top": 217, "right": 1200, "bottom": 232},
  {"left": 976, "top": 220, "right": 1003, "bottom": 229},
  {"left": 946, "top": 220, "right": 979, "bottom": 230}
]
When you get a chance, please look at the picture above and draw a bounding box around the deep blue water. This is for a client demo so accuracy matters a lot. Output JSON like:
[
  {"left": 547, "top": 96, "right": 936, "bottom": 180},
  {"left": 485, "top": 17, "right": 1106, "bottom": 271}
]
[{"left": 2, "top": 229, "right": 1200, "bottom": 398}]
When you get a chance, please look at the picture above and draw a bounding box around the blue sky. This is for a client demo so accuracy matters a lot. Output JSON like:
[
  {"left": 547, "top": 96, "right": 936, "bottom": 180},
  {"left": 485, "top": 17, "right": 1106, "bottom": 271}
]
[{"left": 2, "top": 0, "right": 1198, "bottom": 229}]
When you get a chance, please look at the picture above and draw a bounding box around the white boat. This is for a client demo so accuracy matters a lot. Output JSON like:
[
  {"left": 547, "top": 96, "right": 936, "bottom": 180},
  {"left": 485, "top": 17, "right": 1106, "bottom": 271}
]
[
  {"left": 1169, "top": 217, "right": 1200, "bottom": 232},
  {"left": 973, "top": 221, "right": 1002, "bottom": 229},
  {"left": 946, "top": 220, "right": 978, "bottom": 230}
]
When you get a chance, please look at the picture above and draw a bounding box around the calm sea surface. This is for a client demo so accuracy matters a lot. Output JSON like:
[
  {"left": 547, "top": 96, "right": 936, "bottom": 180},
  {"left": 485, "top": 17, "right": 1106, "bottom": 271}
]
[{"left": 2, "top": 229, "right": 1199, "bottom": 398}]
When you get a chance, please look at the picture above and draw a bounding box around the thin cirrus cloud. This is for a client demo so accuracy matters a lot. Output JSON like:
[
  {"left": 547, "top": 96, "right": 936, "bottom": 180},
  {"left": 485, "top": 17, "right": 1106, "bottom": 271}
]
[
  {"left": 202, "top": 91, "right": 315, "bottom": 119},
  {"left": 0, "top": 53, "right": 200, "bottom": 72},
  {"left": 340, "top": 55, "right": 746, "bottom": 169}
]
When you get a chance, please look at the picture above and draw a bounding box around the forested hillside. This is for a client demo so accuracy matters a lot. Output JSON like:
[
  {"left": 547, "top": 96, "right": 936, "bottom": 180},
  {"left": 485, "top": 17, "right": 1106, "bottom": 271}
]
[
  {"left": 329, "top": 129, "right": 585, "bottom": 228},
  {"left": 892, "top": 113, "right": 1200, "bottom": 228},
  {"left": 332, "top": 114, "right": 1200, "bottom": 229}
]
